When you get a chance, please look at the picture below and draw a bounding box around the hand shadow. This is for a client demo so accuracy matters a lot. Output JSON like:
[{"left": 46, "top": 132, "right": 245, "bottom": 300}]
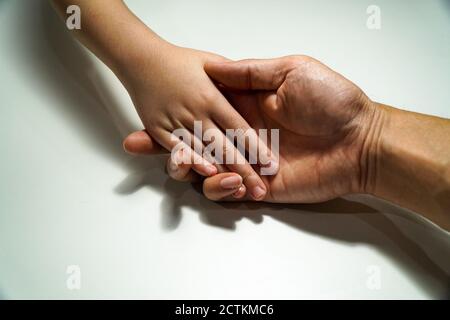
[
  {"left": 16, "top": 0, "right": 450, "bottom": 299},
  {"left": 117, "top": 166, "right": 450, "bottom": 298}
]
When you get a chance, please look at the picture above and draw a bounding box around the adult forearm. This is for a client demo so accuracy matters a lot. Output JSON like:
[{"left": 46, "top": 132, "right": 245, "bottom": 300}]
[
  {"left": 50, "top": 0, "right": 169, "bottom": 83},
  {"left": 368, "top": 103, "right": 450, "bottom": 231}
]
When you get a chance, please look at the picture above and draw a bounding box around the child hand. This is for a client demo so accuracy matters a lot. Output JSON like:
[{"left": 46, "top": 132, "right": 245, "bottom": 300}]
[{"left": 119, "top": 44, "right": 270, "bottom": 200}]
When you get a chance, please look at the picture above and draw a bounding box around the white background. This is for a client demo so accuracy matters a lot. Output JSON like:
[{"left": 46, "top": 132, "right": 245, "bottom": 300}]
[{"left": 0, "top": 0, "right": 449, "bottom": 299}]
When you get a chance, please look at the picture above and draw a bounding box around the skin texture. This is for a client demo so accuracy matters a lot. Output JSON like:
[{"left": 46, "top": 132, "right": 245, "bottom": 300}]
[
  {"left": 51, "top": 0, "right": 269, "bottom": 200},
  {"left": 124, "top": 57, "right": 450, "bottom": 232}
]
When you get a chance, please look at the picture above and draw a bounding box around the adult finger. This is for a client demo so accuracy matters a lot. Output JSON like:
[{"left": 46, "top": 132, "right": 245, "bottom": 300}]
[
  {"left": 203, "top": 173, "right": 247, "bottom": 201},
  {"left": 123, "top": 130, "right": 166, "bottom": 155},
  {"left": 205, "top": 57, "right": 296, "bottom": 90}
]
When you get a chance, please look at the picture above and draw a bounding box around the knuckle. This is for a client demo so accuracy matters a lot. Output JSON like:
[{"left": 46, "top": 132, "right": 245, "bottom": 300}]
[
  {"left": 179, "top": 112, "right": 197, "bottom": 129},
  {"left": 285, "top": 54, "right": 313, "bottom": 68},
  {"left": 197, "top": 89, "right": 220, "bottom": 107},
  {"left": 168, "top": 105, "right": 196, "bottom": 128}
]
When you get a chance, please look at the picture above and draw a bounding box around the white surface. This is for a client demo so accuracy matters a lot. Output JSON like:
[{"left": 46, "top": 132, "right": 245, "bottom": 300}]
[{"left": 0, "top": 0, "right": 449, "bottom": 299}]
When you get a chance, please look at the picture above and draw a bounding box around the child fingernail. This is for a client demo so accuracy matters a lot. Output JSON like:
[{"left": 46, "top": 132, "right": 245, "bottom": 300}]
[
  {"left": 172, "top": 150, "right": 183, "bottom": 166},
  {"left": 169, "top": 160, "right": 178, "bottom": 172},
  {"left": 205, "top": 165, "right": 217, "bottom": 176},
  {"left": 220, "top": 175, "right": 242, "bottom": 189}
]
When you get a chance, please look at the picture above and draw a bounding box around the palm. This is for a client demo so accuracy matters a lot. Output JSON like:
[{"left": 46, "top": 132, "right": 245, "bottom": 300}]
[{"left": 224, "top": 57, "right": 370, "bottom": 202}]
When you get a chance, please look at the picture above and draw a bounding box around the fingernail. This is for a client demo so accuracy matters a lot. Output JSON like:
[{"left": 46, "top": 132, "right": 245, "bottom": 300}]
[
  {"left": 260, "top": 159, "right": 279, "bottom": 175},
  {"left": 205, "top": 165, "right": 217, "bottom": 176},
  {"left": 233, "top": 185, "right": 246, "bottom": 198},
  {"left": 251, "top": 186, "right": 266, "bottom": 200},
  {"left": 220, "top": 175, "right": 242, "bottom": 189},
  {"left": 169, "top": 160, "right": 178, "bottom": 172},
  {"left": 266, "top": 157, "right": 278, "bottom": 166},
  {"left": 171, "top": 149, "right": 182, "bottom": 166}
]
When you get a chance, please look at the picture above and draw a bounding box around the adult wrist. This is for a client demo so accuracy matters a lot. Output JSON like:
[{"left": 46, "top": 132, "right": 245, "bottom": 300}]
[
  {"left": 358, "top": 100, "right": 389, "bottom": 196},
  {"left": 362, "top": 103, "right": 450, "bottom": 231}
]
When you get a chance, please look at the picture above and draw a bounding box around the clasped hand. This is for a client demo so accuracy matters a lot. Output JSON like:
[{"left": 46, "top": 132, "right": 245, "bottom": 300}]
[{"left": 123, "top": 55, "right": 381, "bottom": 203}]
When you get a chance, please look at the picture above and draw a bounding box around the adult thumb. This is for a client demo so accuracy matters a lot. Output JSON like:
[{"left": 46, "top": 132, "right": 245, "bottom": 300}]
[
  {"left": 204, "top": 57, "right": 293, "bottom": 90},
  {"left": 123, "top": 130, "right": 166, "bottom": 155}
]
